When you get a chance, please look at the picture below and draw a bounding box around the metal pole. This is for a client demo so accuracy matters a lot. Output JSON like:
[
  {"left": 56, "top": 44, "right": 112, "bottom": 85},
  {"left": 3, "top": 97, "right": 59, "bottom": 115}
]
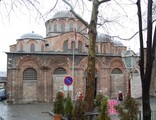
[
  {"left": 72, "top": 40, "right": 75, "bottom": 100},
  {"left": 128, "top": 71, "right": 132, "bottom": 97}
]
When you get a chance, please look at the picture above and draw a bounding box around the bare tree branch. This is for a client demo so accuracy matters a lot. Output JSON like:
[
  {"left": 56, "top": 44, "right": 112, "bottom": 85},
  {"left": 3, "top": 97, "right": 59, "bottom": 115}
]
[
  {"left": 112, "top": 27, "right": 146, "bottom": 41},
  {"left": 62, "top": 0, "right": 89, "bottom": 27},
  {"left": 43, "top": 0, "right": 58, "bottom": 17},
  {"left": 99, "top": 0, "right": 110, "bottom": 4}
]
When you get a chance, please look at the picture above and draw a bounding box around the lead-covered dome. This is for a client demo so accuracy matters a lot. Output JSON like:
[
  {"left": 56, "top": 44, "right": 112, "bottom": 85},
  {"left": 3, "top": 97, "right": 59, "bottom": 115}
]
[
  {"left": 19, "top": 31, "right": 43, "bottom": 40},
  {"left": 96, "top": 33, "right": 113, "bottom": 43},
  {"left": 113, "top": 40, "right": 123, "bottom": 46},
  {"left": 52, "top": 10, "right": 76, "bottom": 19}
]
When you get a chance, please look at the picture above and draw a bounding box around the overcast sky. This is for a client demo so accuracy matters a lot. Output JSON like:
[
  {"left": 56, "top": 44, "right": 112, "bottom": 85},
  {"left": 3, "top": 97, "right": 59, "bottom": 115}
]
[{"left": 0, "top": 0, "right": 145, "bottom": 71}]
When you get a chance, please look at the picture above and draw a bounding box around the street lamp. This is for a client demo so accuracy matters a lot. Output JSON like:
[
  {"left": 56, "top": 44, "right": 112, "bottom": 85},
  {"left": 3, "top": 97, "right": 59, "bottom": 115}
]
[{"left": 122, "top": 48, "right": 138, "bottom": 96}]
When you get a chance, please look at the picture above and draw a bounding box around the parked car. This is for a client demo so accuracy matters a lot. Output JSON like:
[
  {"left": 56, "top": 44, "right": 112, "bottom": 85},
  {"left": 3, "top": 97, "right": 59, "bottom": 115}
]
[{"left": 0, "top": 89, "right": 7, "bottom": 101}]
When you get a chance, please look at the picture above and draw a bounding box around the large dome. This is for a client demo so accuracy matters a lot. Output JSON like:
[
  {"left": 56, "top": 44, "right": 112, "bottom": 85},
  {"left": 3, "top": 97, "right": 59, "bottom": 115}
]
[
  {"left": 19, "top": 32, "right": 43, "bottom": 40},
  {"left": 52, "top": 10, "right": 76, "bottom": 19}
]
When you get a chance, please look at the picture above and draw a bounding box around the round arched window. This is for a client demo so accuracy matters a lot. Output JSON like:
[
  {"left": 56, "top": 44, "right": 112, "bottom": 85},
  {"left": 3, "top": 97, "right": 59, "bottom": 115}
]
[{"left": 23, "top": 68, "right": 37, "bottom": 80}]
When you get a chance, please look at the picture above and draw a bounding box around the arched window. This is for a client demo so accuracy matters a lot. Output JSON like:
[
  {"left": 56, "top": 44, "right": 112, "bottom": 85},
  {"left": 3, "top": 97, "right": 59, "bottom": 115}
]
[
  {"left": 23, "top": 68, "right": 37, "bottom": 80},
  {"left": 30, "top": 43, "right": 35, "bottom": 52},
  {"left": 112, "top": 68, "right": 122, "bottom": 74},
  {"left": 54, "top": 67, "right": 67, "bottom": 75},
  {"left": 61, "top": 23, "right": 65, "bottom": 32},
  {"left": 63, "top": 40, "right": 68, "bottom": 52},
  {"left": 69, "top": 23, "right": 73, "bottom": 31},
  {"left": 96, "top": 45, "right": 98, "bottom": 53},
  {"left": 71, "top": 41, "right": 75, "bottom": 51},
  {"left": 41, "top": 44, "right": 44, "bottom": 52},
  {"left": 54, "top": 23, "right": 57, "bottom": 32},
  {"left": 20, "top": 43, "right": 23, "bottom": 51},
  {"left": 78, "top": 41, "right": 82, "bottom": 53}
]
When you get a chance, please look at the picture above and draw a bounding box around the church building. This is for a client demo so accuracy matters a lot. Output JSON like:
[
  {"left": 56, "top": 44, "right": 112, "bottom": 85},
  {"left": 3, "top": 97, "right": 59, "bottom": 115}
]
[{"left": 6, "top": 11, "right": 151, "bottom": 104}]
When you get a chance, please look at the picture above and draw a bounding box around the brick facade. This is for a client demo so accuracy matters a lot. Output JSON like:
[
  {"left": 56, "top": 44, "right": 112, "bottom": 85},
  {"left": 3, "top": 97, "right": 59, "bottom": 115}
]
[{"left": 6, "top": 11, "right": 155, "bottom": 104}]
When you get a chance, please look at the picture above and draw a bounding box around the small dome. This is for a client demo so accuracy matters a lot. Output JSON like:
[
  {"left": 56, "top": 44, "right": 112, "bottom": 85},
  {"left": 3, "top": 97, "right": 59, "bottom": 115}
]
[
  {"left": 52, "top": 10, "right": 76, "bottom": 19},
  {"left": 19, "top": 32, "right": 43, "bottom": 40},
  {"left": 96, "top": 33, "right": 113, "bottom": 43}
]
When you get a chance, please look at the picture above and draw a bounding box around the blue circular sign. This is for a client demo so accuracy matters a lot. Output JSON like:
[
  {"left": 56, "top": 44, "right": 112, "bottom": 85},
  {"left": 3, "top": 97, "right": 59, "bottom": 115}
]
[{"left": 64, "top": 76, "right": 73, "bottom": 86}]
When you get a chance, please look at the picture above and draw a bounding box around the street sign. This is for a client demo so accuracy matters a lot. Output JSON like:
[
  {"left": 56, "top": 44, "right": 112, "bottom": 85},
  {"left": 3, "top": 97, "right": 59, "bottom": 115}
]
[{"left": 64, "top": 76, "right": 73, "bottom": 86}]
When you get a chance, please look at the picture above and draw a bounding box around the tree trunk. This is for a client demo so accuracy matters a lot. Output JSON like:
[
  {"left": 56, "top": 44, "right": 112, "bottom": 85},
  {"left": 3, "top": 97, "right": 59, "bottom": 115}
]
[
  {"left": 85, "top": 0, "right": 99, "bottom": 112},
  {"left": 142, "top": 78, "right": 151, "bottom": 120}
]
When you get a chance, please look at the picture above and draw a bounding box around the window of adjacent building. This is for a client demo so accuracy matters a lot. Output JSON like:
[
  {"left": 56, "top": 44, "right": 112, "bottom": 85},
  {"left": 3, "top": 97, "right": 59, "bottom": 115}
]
[
  {"left": 54, "top": 67, "right": 67, "bottom": 75},
  {"left": 54, "top": 23, "right": 57, "bottom": 32},
  {"left": 30, "top": 43, "right": 35, "bottom": 52},
  {"left": 69, "top": 23, "right": 73, "bottom": 31},
  {"left": 112, "top": 68, "right": 122, "bottom": 74},
  {"left": 63, "top": 40, "right": 68, "bottom": 52},
  {"left": 20, "top": 43, "right": 23, "bottom": 51},
  {"left": 61, "top": 22, "right": 65, "bottom": 32},
  {"left": 23, "top": 68, "right": 37, "bottom": 80},
  {"left": 78, "top": 41, "right": 82, "bottom": 53}
]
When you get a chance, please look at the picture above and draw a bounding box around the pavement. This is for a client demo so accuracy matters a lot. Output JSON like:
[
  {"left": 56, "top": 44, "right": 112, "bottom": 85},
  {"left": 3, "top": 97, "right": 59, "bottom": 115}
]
[
  {"left": 0, "top": 97, "right": 156, "bottom": 120},
  {"left": 0, "top": 101, "right": 53, "bottom": 120}
]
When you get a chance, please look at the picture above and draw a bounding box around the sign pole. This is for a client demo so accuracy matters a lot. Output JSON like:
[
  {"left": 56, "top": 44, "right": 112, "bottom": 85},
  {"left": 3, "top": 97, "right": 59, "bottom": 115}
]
[{"left": 64, "top": 76, "right": 73, "bottom": 98}]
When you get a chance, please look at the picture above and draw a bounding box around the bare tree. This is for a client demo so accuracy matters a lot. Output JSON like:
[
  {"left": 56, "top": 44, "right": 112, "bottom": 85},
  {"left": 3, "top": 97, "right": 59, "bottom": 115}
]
[
  {"left": 62, "top": 0, "right": 110, "bottom": 112},
  {"left": 137, "top": 0, "right": 156, "bottom": 120}
]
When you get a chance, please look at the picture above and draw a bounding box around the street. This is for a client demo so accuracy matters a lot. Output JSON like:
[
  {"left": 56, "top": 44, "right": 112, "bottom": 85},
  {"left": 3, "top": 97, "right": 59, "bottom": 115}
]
[{"left": 0, "top": 101, "right": 53, "bottom": 120}]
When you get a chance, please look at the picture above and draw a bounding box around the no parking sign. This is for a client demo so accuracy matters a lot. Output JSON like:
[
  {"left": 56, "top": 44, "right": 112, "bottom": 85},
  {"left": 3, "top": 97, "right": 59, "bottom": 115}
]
[{"left": 64, "top": 76, "right": 73, "bottom": 86}]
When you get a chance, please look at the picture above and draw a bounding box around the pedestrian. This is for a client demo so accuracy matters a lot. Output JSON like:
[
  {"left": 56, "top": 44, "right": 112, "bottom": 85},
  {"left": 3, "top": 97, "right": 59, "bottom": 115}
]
[{"left": 117, "top": 91, "right": 123, "bottom": 103}]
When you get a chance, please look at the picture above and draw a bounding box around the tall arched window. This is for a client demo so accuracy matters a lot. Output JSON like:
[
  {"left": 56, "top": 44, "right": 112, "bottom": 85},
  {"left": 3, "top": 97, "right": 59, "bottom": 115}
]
[
  {"left": 71, "top": 41, "right": 75, "bottom": 51},
  {"left": 30, "top": 43, "right": 35, "bottom": 52},
  {"left": 23, "top": 68, "right": 37, "bottom": 80},
  {"left": 63, "top": 40, "right": 68, "bottom": 52},
  {"left": 96, "top": 45, "right": 98, "bottom": 53},
  {"left": 69, "top": 23, "right": 73, "bottom": 31},
  {"left": 78, "top": 41, "right": 82, "bottom": 53},
  {"left": 61, "top": 23, "right": 65, "bottom": 32},
  {"left": 110, "top": 68, "right": 123, "bottom": 98},
  {"left": 41, "top": 44, "right": 44, "bottom": 52},
  {"left": 54, "top": 23, "right": 57, "bottom": 32},
  {"left": 20, "top": 43, "right": 23, "bottom": 51}
]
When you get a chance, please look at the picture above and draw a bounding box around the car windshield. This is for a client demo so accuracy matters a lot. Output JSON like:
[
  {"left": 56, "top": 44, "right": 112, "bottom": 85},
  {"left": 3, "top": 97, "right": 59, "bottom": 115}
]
[{"left": 0, "top": 89, "right": 5, "bottom": 93}]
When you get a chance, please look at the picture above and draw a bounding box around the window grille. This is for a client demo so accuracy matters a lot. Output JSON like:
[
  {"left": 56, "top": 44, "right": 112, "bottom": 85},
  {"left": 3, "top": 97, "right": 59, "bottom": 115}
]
[
  {"left": 54, "top": 68, "right": 66, "bottom": 75},
  {"left": 112, "top": 68, "right": 122, "bottom": 74},
  {"left": 23, "top": 68, "right": 37, "bottom": 80}
]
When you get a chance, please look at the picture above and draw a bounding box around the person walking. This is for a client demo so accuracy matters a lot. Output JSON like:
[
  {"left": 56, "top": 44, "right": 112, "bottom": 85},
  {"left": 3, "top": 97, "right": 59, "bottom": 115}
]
[{"left": 117, "top": 91, "right": 123, "bottom": 103}]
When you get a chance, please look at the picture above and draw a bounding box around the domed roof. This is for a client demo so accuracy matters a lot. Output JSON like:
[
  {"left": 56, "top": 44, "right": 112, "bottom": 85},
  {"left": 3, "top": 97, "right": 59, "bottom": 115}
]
[
  {"left": 96, "top": 33, "right": 113, "bottom": 43},
  {"left": 96, "top": 33, "right": 123, "bottom": 46},
  {"left": 52, "top": 10, "right": 76, "bottom": 19},
  {"left": 113, "top": 40, "right": 123, "bottom": 46},
  {"left": 19, "top": 32, "right": 43, "bottom": 40}
]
